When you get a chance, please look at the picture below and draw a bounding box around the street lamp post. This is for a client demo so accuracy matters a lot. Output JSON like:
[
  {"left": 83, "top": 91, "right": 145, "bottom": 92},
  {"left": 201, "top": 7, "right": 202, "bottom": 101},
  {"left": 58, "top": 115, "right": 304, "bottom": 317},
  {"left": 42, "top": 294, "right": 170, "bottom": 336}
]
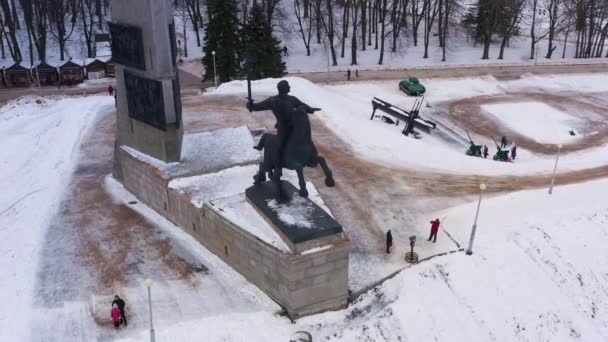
[
  {"left": 212, "top": 50, "right": 217, "bottom": 88},
  {"left": 549, "top": 144, "right": 563, "bottom": 195},
  {"left": 466, "top": 183, "right": 487, "bottom": 256},
  {"left": 535, "top": 9, "right": 547, "bottom": 66},
  {"left": 144, "top": 278, "right": 156, "bottom": 342}
]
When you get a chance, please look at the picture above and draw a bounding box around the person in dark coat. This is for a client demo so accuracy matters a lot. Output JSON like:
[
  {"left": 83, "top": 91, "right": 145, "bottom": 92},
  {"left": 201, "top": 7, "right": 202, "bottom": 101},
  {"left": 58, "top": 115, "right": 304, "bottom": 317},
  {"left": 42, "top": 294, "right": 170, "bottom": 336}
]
[
  {"left": 247, "top": 80, "right": 319, "bottom": 179},
  {"left": 283, "top": 46, "right": 288, "bottom": 56},
  {"left": 483, "top": 145, "right": 489, "bottom": 159},
  {"left": 511, "top": 143, "right": 517, "bottom": 160},
  {"left": 112, "top": 295, "right": 127, "bottom": 326},
  {"left": 428, "top": 219, "right": 440, "bottom": 243},
  {"left": 501, "top": 135, "right": 507, "bottom": 148},
  {"left": 111, "top": 304, "right": 122, "bottom": 328},
  {"left": 346, "top": 69, "right": 351, "bottom": 81},
  {"left": 386, "top": 230, "right": 393, "bottom": 253},
  {"left": 108, "top": 85, "right": 114, "bottom": 96}
]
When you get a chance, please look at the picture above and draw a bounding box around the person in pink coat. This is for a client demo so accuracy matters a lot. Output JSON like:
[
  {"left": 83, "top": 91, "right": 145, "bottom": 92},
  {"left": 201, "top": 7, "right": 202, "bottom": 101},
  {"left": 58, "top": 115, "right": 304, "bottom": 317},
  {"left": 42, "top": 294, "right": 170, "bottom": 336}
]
[{"left": 111, "top": 303, "right": 122, "bottom": 328}]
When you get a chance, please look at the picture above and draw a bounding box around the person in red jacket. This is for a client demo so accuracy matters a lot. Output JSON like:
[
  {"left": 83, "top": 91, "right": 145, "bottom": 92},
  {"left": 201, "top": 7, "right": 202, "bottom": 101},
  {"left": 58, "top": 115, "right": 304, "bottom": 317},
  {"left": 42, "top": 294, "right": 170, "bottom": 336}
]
[
  {"left": 428, "top": 219, "right": 440, "bottom": 243},
  {"left": 111, "top": 303, "right": 122, "bottom": 328}
]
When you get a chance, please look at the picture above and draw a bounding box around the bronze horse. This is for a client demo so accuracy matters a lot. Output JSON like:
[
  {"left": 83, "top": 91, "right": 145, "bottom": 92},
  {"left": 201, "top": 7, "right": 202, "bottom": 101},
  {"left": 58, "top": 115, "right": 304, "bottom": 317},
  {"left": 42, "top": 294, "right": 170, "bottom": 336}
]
[{"left": 253, "top": 105, "right": 335, "bottom": 199}]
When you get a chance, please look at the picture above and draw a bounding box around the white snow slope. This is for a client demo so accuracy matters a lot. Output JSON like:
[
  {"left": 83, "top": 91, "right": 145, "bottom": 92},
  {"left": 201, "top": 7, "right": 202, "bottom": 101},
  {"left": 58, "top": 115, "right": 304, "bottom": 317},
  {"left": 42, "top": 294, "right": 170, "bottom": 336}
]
[
  {"left": 116, "top": 175, "right": 608, "bottom": 342},
  {"left": 209, "top": 74, "right": 608, "bottom": 176},
  {"left": 0, "top": 95, "right": 114, "bottom": 341}
]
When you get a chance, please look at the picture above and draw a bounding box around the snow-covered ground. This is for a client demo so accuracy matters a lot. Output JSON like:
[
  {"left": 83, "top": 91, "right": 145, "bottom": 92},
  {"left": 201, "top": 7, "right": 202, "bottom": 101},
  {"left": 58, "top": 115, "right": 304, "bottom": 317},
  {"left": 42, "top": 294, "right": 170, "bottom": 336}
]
[
  {"left": 209, "top": 73, "right": 608, "bottom": 176},
  {"left": 2, "top": 70, "right": 608, "bottom": 341},
  {"left": 115, "top": 175, "right": 608, "bottom": 341},
  {"left": 0, "top": 96, "right": 114, "bottom": 341},
  {"left": 482, "top": 102, "right": 582, "bottom": 144}
]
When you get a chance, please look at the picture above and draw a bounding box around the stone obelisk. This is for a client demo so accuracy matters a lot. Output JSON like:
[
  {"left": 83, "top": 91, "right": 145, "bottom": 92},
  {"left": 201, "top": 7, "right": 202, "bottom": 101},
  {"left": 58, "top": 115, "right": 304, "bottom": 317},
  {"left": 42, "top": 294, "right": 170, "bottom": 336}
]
[{"left": 110, "top": 0, "right": 183, "bottom": 179}]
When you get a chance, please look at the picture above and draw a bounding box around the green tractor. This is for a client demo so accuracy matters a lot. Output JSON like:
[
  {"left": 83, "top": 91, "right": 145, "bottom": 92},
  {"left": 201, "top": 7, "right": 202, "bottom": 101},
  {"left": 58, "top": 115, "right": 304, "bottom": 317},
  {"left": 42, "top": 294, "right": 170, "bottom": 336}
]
[
  {"left": 465, "top": 129, "right": 482, "bottom": 157},
  {"left": 399, "top": 77, "right": 426, "bottom": 96},
  {"left": 492, "top": 137, "right": 509, "bottom": 161}
]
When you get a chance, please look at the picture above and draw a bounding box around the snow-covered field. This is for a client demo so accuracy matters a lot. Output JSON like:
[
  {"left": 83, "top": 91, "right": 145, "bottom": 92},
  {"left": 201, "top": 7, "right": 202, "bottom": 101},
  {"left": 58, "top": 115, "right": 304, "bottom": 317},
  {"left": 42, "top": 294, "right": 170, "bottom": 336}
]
[
  {"left": 482, "top": 102, "right": 581, "bottom": 144},
  {"left": 0, "top": 96, "right": 114, "bottom": 341},
  {"left": 210, "top": 73, "right": 608, "bottom": 176},
  {"left": 115, "top": 176, "right": 608, "bottom": 341},
  {"left": 1, "top": 71, "right": 608, "bottom": 341}
]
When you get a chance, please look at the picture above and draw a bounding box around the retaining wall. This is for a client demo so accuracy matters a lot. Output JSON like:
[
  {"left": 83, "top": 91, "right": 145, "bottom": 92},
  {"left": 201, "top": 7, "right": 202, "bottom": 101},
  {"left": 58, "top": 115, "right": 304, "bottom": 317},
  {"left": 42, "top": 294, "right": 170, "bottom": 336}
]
[{"left": 117, "top": 148, "right": 350, "bottom": 318}]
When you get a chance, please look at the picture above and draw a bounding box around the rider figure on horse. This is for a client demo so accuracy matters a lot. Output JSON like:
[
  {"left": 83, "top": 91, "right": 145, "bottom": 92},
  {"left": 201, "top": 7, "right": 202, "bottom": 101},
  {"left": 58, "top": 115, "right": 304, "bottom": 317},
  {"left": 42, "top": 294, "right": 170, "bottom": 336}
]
[{"left": 247, "top": 80, "right": 319, "bottom": 179}]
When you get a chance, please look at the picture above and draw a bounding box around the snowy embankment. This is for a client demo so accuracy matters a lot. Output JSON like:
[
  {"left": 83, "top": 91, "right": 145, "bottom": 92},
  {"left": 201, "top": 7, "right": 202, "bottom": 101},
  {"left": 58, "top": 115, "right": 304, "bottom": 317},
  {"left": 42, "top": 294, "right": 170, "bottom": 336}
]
[
  {"left": 208, "top": 74, "right": 608, "bottom": 176},
  {"left": 0, "top": 96, "right": 114, "bottom": 341},
  {"left": 116, "top": 175, "right": 608, "bottom": 341}
]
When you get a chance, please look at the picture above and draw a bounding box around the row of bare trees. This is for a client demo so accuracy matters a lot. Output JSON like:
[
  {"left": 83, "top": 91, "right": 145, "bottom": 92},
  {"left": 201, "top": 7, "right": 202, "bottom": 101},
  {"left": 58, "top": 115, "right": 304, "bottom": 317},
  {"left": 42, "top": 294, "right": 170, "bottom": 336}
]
[
  {"left": 290, "top": 0, "right": 608, "bottom": 65},
  {"left": 2, "top": 0, "right": 606, "bottom": 67},
  {"left": 0, "top": 0, "right": 206, "bottom": 64},
  {"left": 0, "top": 0, "right": 111, "bottom": 64}
]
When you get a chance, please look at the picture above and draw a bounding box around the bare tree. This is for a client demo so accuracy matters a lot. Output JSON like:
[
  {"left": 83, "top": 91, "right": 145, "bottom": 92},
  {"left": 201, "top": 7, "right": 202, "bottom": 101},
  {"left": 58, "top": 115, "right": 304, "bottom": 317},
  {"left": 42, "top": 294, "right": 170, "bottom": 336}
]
[
  {"left": 315, "top": 0, "right": 322, "bottom": 43},
  {"left": 340, "top": 0, "right": 351, "bottom": 58},
  {"left": 361, "top": 0, "right": 367, "bottom": 50},
  {"left": 391, "top": 0, "right": 409, "bottom": 52},
  {"left": 48, "top": 0, "right": 79, "bottom": 61},
  {"left": 377, "top": 0, "right": 388, "bottom": 64},
  {"left": 319, "top": 0, "right": 338, "bottom": 65},
  {"left": 545, "top": 0, "right": 561, "bottom": 58},
  {"left": 423, "top": 0, "right": 439, "bottom": 58},
  {"left": 411, "top": 0, "right": 428, "bottom": 46},
  {"left": 294, "top": 0, "right": 314, "bottom": 55},
  {"left": 529, "top": 0, "right": 550, "bottom": 59},
  {"left": 0, "top": 0, "right": 22, "bottom": 61},
  {"left": 439, "top": 0, "right": 455, "bottom": 61},
  {"left": 10, "top": 0, "right": 18, "bottom": 29},
  {"left": 185, "top": 0, "right": 203, "bottom": 47},
  {"left": 21, "top": 0, "right": 48, "bottom": 61},
  {"left": 0, "top": 11, "right": 5, "bottom": 59},
  {"left": 479, "top": 0, "right": 498, "bottom": 59},
  {"left": 79, "top": 0, "right": 96, "bottom": 58},
  {"left": 176, "top": 2, "right": 189, "bottom": 58},
  {"left": 351, "top": 0, "right": 360, "bottom": 64},
  {"left": 497, "top": 0, "right": 526, "bottom": 60}
]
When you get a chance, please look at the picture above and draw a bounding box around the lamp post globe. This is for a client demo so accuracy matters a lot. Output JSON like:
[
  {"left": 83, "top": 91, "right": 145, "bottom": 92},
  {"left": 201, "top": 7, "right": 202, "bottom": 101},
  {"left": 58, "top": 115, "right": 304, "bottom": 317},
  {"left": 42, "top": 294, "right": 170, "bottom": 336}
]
[{"left": 211, "top": 50, "right": 218, "bottom": 88}]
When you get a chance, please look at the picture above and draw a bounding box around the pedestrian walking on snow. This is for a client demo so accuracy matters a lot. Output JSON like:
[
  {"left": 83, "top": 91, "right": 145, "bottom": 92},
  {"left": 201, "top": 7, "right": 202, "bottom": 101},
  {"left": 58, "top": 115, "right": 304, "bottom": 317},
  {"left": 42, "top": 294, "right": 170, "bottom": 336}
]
[
  {"left": 108, "top": 85, "right": 114, "bottom": 96},
  {"left": 428, "top": 219, "right": 440, "bottom": 243},
  {"left": 483, "top": 145, "right": 489, "bottom": 159},
  {"left": 511, "top": 143, "right": 517, "bottom": 160},
  {"left": 283, "top": 46, "right": 288, "bottom": 56},
  {"left": 111, "top": 304, "right": 121, "bottom": 328},
  {"left": 112, "top": 295, "right": 127, "bottom": 326},
  {"left": 347, "top": 69, "right": 351, "bottom": 81},
  {"left": 386, "top": 230, "right": 393, "bottom": 253},
  {"left": 501, "top": 135, "right": 507, "bottom": 149}
]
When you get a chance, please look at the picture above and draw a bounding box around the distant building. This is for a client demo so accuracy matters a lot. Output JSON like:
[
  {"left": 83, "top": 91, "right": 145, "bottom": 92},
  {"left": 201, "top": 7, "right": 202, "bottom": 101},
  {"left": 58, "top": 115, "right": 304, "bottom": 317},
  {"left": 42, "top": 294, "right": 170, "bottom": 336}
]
[
  {"left": 94, "top": 32, "right": 112, "bottom": 58},
  {"left": 59, "top": 60, "right": 84, "bottom": 85},
  {"left": 85, "top": 58, "right": 108, "bottom": 79},
  {"left": 35, "top": 61, "right": 60, "bottom": 85},
  {"left": 5, "top": 63, "right": 32, "bottom": 87}
]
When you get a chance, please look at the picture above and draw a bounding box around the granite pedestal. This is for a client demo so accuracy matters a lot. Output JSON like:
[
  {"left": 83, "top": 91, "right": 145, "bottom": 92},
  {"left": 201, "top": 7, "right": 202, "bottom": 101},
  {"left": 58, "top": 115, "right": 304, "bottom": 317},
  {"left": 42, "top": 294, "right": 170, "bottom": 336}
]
[{"left": 246, "top": 181, "right": 344, "bottom": 254}]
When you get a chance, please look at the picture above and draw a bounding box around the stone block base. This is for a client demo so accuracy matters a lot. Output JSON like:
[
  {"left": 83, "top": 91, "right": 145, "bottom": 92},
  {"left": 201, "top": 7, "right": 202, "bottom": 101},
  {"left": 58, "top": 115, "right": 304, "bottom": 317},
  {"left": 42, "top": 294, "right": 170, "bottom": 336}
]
[{"left": 114, "top": 134, "right": 350, "bottom": 318}]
